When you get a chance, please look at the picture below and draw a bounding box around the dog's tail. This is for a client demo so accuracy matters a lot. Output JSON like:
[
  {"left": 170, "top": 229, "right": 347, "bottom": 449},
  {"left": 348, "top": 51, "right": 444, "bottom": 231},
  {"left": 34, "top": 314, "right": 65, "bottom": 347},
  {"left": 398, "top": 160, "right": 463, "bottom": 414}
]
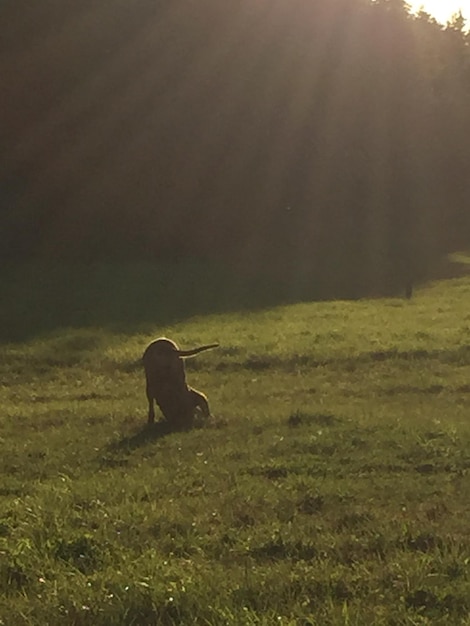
[{"left": 177, "top": 344, "right": 219, "bottom": 358}]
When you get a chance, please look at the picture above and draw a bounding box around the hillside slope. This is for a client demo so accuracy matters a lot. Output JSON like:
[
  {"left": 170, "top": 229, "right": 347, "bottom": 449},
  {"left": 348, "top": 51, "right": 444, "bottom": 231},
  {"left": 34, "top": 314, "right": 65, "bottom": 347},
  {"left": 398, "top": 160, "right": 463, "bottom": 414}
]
[{"left": 1, "top": 271, "right": 470, "bottom": 624}]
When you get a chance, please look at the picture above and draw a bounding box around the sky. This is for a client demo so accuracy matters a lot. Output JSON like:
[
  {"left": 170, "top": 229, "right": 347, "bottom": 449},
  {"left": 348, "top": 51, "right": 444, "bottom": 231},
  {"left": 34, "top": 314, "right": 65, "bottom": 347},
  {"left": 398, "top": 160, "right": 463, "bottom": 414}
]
[{"left": 408, "top": 0, "right": 469, "bottom": 24}]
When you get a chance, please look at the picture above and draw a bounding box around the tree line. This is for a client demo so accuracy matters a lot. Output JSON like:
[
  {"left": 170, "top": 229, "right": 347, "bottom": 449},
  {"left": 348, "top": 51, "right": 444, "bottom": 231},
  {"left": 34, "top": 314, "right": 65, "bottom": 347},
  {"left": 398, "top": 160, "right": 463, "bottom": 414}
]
[{"left": 1, "top": 0, "right": 469, "bottom": 297}]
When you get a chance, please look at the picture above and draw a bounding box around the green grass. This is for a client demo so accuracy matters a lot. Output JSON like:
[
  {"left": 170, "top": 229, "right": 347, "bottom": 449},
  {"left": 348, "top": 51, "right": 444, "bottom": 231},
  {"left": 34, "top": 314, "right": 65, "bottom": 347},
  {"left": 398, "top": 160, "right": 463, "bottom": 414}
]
[{"left": 2, "top": 262, "right": 470, "bottom": 624}]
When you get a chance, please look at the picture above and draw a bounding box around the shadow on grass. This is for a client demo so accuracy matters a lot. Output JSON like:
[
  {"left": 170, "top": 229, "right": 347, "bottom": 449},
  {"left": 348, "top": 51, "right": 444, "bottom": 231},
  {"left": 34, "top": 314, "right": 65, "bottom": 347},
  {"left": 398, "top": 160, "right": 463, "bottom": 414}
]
[
  {"left": 99, "top": 422, "right": 173, "bottom": 468},
  {"left": 102, "top": 415, "right": 218, "bottom": 464},
  {"left": 2, "top": 254, "right": 469, "bottom": 344},
  {"left": 107, "top": 421, "right": 174, "bottom": 453},
  {"left": 0, "top": 260, "right": 300, "bottom": 344}
]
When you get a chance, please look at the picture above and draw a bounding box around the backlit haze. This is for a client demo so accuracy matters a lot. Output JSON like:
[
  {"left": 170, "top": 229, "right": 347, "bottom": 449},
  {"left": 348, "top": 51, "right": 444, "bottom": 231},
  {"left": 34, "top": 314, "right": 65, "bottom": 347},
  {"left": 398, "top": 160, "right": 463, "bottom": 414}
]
[{"left": 409, "top": 0, "right": 469, "bottom": 24}]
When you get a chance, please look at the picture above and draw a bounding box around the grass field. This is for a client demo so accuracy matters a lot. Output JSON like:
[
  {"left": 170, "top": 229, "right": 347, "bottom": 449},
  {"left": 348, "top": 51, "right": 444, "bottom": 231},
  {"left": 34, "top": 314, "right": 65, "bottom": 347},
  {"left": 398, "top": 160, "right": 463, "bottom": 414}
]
[{"left": 1, "top": 261, "right": 470, "bottom": 625}]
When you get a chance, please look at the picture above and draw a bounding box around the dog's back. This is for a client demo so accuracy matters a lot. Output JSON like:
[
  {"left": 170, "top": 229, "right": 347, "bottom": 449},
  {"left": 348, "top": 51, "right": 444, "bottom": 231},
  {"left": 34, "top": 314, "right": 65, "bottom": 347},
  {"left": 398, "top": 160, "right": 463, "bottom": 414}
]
[{"left": 143, "top": 338, "right": 187, "bottom": 393}]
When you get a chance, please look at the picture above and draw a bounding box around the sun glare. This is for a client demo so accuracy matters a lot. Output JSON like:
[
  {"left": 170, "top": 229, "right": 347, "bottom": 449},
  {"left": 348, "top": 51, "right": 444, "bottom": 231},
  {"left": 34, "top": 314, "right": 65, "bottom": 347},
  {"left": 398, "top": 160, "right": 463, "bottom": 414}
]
[{"left": 408, "top": 0, "right": 469, "bottom": 24}]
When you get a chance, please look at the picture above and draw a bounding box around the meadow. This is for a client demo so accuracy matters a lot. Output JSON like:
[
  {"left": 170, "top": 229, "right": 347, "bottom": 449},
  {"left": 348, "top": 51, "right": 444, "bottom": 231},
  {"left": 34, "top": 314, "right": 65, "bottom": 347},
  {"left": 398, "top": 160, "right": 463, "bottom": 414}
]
[{"left": 1, "top": 261, "right": 470, "bottom": 625}]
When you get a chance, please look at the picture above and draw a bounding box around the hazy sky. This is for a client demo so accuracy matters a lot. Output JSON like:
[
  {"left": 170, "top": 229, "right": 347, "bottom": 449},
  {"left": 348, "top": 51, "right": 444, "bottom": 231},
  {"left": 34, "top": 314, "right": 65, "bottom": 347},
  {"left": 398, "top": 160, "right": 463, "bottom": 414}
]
[{"left": 409, "top": 0, "right": 469, "bottom": 24}]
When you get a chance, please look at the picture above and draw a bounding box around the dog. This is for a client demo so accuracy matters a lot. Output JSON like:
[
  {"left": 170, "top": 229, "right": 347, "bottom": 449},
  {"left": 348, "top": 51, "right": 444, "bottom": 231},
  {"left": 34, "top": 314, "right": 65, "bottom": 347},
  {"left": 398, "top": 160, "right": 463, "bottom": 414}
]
[{"left": 143, "top": 337, "right": 219, "bottom": 429}]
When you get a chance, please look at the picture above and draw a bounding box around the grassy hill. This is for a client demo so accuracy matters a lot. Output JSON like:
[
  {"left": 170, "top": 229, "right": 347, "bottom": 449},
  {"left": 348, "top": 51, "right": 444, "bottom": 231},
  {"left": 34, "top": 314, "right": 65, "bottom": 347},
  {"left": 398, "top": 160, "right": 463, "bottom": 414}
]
[{"left": 1, "top": 262, "right": 470, "bottom": 625}]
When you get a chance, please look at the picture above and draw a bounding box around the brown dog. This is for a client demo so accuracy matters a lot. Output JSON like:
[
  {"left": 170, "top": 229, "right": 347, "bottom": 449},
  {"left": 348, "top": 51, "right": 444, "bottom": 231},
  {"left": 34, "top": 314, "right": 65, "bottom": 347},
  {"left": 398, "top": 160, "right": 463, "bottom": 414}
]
[{"left": 143, "top": 337, "right": 219, "bottom": 429}]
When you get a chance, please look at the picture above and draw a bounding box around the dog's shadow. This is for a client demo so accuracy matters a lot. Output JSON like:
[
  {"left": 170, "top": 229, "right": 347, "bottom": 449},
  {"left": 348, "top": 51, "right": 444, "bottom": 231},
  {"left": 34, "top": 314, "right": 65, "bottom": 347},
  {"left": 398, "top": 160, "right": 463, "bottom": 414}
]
[
  {"left": 107, "top": 421, "right": 174, "bottom": 454},
  {"left": 101, "top": 416, "right": 225, "bottom": 467}
]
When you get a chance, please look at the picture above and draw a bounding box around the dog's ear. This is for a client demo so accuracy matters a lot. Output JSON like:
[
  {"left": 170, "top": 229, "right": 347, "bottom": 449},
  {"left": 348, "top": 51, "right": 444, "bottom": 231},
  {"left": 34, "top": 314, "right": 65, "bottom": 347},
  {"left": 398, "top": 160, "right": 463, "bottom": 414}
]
[{"left": 177, "top": 344, "right": 219, "bottom": 358}]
